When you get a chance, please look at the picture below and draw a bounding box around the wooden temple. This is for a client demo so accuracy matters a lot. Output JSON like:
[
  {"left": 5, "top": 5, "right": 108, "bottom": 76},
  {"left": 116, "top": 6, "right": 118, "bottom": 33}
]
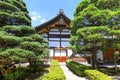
[{"left": 35, "top": 9, "right": 72, "bottom": 62}]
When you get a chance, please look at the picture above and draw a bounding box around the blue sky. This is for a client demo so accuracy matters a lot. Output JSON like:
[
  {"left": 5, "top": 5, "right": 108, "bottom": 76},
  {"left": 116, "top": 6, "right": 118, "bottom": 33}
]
[{"left": 24, "top": 0, "right": 81, "bottom": 27}]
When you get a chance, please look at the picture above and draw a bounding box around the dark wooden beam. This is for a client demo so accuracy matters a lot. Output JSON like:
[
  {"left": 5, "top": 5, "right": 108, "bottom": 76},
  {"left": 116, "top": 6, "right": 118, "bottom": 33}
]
[
  {"left": 49, "top": 34, "right": 70, "bottom": 38},
  {"left": 49, "top": 40, "right": 69, "bottom": 42}
]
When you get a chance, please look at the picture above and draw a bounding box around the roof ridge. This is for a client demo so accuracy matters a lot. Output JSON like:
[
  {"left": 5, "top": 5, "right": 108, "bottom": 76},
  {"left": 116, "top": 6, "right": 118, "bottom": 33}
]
[{"left": 35, "top": 9, "right": 71, "bottom": 30}]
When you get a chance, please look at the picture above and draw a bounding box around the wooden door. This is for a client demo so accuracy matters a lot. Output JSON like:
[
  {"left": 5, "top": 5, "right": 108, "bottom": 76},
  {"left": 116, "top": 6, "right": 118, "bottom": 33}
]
[
  {"left": 104, "top": 48, "right": 114, "bottom": 60},
  {"left": 53, "top": 48, "right": 68, "bottom": 62}
]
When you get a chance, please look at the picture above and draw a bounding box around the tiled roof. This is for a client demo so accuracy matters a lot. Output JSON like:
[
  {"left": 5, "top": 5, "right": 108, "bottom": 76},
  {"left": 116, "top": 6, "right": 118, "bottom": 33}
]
[{"left": 35, "top": 9, "right": 71, "bottom": 31}]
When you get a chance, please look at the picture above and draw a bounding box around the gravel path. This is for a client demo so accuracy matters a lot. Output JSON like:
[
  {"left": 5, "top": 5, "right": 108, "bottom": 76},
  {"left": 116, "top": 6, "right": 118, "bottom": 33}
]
[{"left": 60, "top": 63, "right": 86, "bottom": 80}]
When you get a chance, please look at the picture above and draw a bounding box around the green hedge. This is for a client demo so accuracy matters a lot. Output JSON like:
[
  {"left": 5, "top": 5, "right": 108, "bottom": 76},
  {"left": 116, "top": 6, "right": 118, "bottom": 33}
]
[
  {"left": 38, "top": 60, "right": 66, "bottom": 80},
  {"left": 98, "top": 67, "right": 120, "bottom": 76},
  {"left": 66, "top": 60, "right": 90, "bottom": 77},
  {"left": 85, "top": 70, "right": 112, "bottom": 80}
]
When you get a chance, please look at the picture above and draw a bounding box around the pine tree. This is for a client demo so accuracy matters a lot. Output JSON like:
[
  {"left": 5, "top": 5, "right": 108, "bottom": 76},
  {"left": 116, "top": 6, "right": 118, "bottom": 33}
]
[
  {"left": 0, "top": 0, "right": 31, "bottom": 27},
  {"left": 70, "top": 0, "right": 120, "bottom": 68},
  {"left": 0, "top": 0, "right": 49, "bottom": 73}
]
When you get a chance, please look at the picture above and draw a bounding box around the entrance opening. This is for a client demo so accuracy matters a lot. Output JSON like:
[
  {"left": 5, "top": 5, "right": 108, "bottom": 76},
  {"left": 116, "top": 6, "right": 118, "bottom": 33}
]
[{"left": 53, "top": 48, "right": 68, "bottom": 62}]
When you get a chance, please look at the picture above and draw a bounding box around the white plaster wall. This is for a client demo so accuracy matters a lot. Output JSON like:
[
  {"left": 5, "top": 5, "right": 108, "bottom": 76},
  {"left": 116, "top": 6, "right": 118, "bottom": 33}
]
[
  {"left": 49, "top": 49, "right": 73, "bottom": 57},
  {"left": 96, "top": 50, "right": 103, "bottom": 60},
  {"left": 61, "top": 50, "right": 66, "bottom": 56},
  {"left": 68, "top": 49, "right": 73, "bottom": 57},
  {"left": 55, "top": 50, "right": 60, "bottom": 56},
  {"left": 49, "top": 49, "right": 53, "bottom": 57}
]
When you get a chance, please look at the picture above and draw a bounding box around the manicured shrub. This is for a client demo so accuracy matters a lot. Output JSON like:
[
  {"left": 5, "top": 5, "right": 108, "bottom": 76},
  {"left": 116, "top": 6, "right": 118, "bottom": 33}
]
[
  {"left": 66, "top": 60, "right": 90, "bottom": 77},
  {"left": 98, "top": 67, "right": 120, "bottom": 76},
  {"left": 38, "top": 60, "right": 66, "bottom": 80},
  {"left": 85, "top": 70, "right": 112, "bottom": 80}
]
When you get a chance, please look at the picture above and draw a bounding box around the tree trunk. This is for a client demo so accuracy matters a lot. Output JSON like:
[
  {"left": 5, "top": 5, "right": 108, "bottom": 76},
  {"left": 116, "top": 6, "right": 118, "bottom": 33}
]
[
  {"left": 92, "top": 45, "right": 97, "bottom": 69},
  {"left": 114, "top": 55, "right": 118, "bottom": 74},
  {"left": 90, "top": 55, "right": 92, "bottom": 66},
  {"left": 28, "top": 61, "right": 32, "bottom": 67},
  {"left": 28, "top": 58, "right": 32, "bottom": 66}
]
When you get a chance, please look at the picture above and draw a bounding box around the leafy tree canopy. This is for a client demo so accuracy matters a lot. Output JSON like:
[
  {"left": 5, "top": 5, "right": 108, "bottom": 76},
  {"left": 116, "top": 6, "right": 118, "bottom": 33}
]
[
  {"left": 71, "top": 0, "right": 120, "bottom": 36},
  {"left": 0, "top": 26, "right": 49, "bottom": 64},
  {"left": 2, "top": 25, "right": 35, "bottom": 36},
  {"left": 0, "top": 48, "right": 36, "bottom": 61},
  {"left": 0, "top": 0, "right": 49, "bottom": 67},
  {"left": 0, "top": 0, "right": 31, "bottom": 27},
  {"left": 70, "top": 0, "right": 120, "bottom": 68}
]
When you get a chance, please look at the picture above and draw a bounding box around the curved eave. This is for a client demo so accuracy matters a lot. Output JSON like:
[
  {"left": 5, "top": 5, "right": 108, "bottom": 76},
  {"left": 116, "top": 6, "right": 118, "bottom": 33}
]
[{"left": 35, "top": 13, "right": 71, "bottom": 32}]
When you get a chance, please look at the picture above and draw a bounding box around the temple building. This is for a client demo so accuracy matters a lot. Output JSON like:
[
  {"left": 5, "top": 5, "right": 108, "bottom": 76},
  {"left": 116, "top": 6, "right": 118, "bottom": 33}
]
[{"left": 35, "top": 9, "right": 72, "bottom": 62}]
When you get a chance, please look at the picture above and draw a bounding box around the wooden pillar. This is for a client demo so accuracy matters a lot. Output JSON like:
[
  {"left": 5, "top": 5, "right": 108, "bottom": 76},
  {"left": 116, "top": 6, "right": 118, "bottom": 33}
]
[
  {"left": 60, "top": 31, "right": 61, "bottom": 48},
  {"left": 60, "top": 48, "right": 61, "bottom": 60},
  {"left": 66, "top": 48, "right": 68, "bottom": 58},
  {"left": 53, "top": 48, "right": 55, "bottom": 59},
  {"left": 47, "top": 25, "right": 50, "bottom": 41}
]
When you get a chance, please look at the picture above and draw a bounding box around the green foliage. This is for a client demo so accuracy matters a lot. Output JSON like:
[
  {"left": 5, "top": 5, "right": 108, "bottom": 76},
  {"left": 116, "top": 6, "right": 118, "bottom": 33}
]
[
  {"left": 39, "top": 60, "right": 66, "bottom": 80},
  {"left": 0, "top": 0, "right": 31, "bottom": 27},
  {"left": 114, "top": 44, "right": 120, "bottom": 50},
  {"left": 71, "top": 0, "right": 120, "bottom": 36},
  {"left": 77, "top": 26, "right": 109, "bottom": 35},
  {"left": 3, "top": 25, "right": 35, "bottom": 36},
  {"left": 0, "top": 34, "right": 22, "bottom": 48},
  {"left": 85, "top": 70, "right": 112, "bottom": 80},
  {"left": 4, "top": 67, "right": 26, "bottom": 80},
  {"left": 9, "top": 0, "right": 28, "bottom": 12},
  {"left": 66, "top": 60, "right": 90, "bottom": 77},
  {"left": 74, "top": 0, "right": 90, "bottom": 16},
  {"left": 70, "top": 0, "right": 120, "bottom": 68},
  {"left": 109, "top": 30, "right": 120, "bottom": 35},
  {"left": 98, "top": 68, "right": 120, "bottom": 76},
  {"left": 0, "top": 1, "right": 19, "bottom": 12},
  {"left": 114, "top": 51, "right": 120, "bottom": 57},
  {"left": 74, "top": 0, "right": 120, "bottom": 17},
  {"left": 19, "top": 41, "right": 43, "bottom": 55},
  {"left": 97, "top": 0, "right": 120, "bottom": 10},
  {"left": 0, "top": 31, "right": 8, "bottom": 35},
  {"left": 75, "top": 26, "right": 109, "bottom": 52},
  {"left": 0, "top": 25, "right": 49, "bottom": 63},
  {"left": 29, "top": 34, "right": 45, "bottom": 43},
  {"left": 21, "top": 36, "right": 33, "bottom": 41},
  {"left": 29, "top": 61, "right": 45, "bottom": 71},
  {"left": 0, "top": 26, "right": 49, "bottom": 65},
  {"left": 0, "top": 48, "right": 36, "bottom": 62},
  {"left": 0, "top": 1, "right": 49, "bottom": 78}
]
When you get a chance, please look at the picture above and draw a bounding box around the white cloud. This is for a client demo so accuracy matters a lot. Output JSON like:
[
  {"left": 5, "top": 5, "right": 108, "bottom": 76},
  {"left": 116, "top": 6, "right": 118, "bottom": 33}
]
[
  {"left": 40, "top": 19, "right": 46, "bottom": 23},
  {"left": 31, "top": 11, "right": 41, "bottom": 21},
  {"left": 30, "top": 11, "right": 46, "bottom": 27},
  {"left": 31, "top": 12, "right": 37, "bottom": 15}
]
